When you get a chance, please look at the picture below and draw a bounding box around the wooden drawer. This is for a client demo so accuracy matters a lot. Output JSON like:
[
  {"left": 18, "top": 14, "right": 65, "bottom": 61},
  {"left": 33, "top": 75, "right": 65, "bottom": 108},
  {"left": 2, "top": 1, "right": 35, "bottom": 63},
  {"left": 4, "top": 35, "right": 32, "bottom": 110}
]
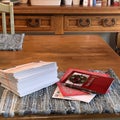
[
  {"left": 14, "top": 15, "right": 55, "bottom": 32},
  {"left": 0, "top": 15, "right": 55, "bottom": 33},
  {"left": 64, "top": 15, "right": 120, "bottom": 32}
]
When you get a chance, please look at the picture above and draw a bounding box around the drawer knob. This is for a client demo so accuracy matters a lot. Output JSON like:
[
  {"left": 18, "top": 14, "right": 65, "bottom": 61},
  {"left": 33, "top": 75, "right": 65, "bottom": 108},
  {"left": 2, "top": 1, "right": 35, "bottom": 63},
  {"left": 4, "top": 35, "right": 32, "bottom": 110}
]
[
  {"left": 102, "top": 18, "right": 116, "bottom": 27},
  {"left": 78, "top": 18, "right": 91, "bottom": 27},
  {"left": 26, "top": 18, "right": 40, "bottom": 27}
]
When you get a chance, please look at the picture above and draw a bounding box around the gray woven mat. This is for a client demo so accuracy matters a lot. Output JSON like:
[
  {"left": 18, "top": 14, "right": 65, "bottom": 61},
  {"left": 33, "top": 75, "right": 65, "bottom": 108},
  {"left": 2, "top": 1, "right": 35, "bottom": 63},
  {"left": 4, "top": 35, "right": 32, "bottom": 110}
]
[
  {"left": 0, "top": 69, "right": 120, "bottom": 117},
  {"left": 0, "top": 34, "right": 25, "bottom": 51}
]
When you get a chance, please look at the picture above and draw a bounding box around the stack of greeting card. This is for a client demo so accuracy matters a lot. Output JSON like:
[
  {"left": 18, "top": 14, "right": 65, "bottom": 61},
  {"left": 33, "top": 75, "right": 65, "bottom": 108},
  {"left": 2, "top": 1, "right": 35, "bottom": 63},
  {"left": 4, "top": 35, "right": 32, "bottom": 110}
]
[
  {"left": 0, "top": 61, "right": 58, "bottom": 97},
  {"left": 52, "top": 68, "right": 114, "bottom": 103}
]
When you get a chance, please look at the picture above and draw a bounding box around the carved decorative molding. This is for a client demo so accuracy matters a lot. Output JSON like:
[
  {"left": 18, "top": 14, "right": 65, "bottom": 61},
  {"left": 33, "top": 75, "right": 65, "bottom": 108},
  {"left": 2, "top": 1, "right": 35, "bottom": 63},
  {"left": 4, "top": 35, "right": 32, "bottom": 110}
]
[
  {"left": 26, "top": 18, "right": 40, "bottom": 27},
  {"left": 102, "top": 18, "right": 116, "bottom": 27},
  {"left": 78, "top": 18, "right": 91, "bottom": 27}
]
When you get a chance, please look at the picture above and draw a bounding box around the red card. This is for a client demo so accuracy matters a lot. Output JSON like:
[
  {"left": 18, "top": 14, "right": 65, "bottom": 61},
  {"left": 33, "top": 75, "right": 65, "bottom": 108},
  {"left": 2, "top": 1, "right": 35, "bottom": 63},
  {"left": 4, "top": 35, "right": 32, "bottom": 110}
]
[{"left": 59, "top": 68, "right": 114, "bottom": 95}]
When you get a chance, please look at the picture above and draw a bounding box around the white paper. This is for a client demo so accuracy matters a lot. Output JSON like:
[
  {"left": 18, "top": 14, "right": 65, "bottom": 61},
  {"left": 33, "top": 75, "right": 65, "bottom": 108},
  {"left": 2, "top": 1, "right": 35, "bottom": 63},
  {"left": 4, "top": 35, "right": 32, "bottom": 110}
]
[{"left": 52, "top": 87, "right": 96, "bottom": 103}]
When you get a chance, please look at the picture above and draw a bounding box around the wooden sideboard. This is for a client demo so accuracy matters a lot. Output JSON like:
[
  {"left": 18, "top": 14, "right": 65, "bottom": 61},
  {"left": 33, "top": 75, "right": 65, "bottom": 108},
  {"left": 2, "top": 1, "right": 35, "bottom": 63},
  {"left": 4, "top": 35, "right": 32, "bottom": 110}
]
[{"left": 1, "top": 4, "right": 120, "bottom": 35}]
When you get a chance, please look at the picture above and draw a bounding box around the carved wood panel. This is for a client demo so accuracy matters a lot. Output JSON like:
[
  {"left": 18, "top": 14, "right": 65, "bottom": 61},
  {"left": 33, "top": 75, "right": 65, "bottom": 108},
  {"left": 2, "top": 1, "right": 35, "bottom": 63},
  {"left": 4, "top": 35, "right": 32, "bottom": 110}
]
[
  {"left": 64, "top": 15, "right": 120, "bottom": 32},
  {"left": 14, "top": 15, "right": 55, "bottom": 32}
]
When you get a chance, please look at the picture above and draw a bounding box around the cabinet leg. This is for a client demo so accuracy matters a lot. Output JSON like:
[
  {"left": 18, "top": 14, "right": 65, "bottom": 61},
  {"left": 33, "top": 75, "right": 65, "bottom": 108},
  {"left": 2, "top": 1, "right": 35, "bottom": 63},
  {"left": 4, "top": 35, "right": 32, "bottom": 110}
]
[{"left": 54, "top": 15, "right": 64, "bottom": 35}]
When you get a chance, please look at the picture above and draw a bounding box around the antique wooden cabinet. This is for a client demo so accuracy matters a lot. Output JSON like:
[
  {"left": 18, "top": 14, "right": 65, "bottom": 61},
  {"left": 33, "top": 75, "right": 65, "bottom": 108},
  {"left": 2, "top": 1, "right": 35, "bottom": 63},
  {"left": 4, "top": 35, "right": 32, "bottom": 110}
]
[{"left": 1, "top": 4, "right": 120, "bottom": 35}]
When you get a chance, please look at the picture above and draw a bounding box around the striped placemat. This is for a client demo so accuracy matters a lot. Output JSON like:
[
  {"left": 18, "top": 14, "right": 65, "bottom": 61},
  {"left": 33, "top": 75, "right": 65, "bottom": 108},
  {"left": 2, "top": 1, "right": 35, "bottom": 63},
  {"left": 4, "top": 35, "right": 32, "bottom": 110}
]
[{"left": 0, "top": 69, "right": 120, "bottom": 117}]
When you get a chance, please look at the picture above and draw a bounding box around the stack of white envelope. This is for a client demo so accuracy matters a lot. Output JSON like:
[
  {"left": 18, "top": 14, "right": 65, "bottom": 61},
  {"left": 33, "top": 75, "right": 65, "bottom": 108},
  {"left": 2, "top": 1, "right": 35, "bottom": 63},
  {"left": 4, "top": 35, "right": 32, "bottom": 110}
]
[{"left": 0, "top": 61, "right": 58, "bottom": 97}]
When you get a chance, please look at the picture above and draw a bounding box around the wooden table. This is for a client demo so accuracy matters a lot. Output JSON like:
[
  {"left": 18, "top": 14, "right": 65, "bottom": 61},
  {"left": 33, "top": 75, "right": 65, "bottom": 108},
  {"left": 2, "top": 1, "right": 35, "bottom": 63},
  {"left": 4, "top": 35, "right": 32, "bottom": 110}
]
[{"left": 0, "top": 35, "right": 120, "bottom": 120}]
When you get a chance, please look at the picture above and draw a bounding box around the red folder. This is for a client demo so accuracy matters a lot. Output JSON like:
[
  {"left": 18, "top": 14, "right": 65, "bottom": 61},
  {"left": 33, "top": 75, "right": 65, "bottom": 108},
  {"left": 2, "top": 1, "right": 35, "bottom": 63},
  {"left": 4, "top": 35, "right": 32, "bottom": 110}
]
[{"left": 59, "top": 68, "right": 114, "bottom": 95}]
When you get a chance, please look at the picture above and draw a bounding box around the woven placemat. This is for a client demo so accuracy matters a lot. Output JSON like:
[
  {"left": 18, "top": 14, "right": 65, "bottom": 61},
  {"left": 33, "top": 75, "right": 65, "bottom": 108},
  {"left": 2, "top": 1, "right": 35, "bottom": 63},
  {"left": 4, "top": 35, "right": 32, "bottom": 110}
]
[
  {"left": 0, "top": 34, "right": 25, "bottom": 51},
  {"left": 0, "top": 69, "right": 120, "bottom": 117}
]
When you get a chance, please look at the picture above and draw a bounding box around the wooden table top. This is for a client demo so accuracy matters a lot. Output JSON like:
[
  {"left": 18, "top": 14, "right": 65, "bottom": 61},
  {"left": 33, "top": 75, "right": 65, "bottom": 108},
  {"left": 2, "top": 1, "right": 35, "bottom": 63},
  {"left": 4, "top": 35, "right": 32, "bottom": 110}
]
[
  {"left": 0, "top": 35, "right": 120, "bottom": 120},
  {"left": 0, "top": 35, "right": 120, "bottom": 78}
]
